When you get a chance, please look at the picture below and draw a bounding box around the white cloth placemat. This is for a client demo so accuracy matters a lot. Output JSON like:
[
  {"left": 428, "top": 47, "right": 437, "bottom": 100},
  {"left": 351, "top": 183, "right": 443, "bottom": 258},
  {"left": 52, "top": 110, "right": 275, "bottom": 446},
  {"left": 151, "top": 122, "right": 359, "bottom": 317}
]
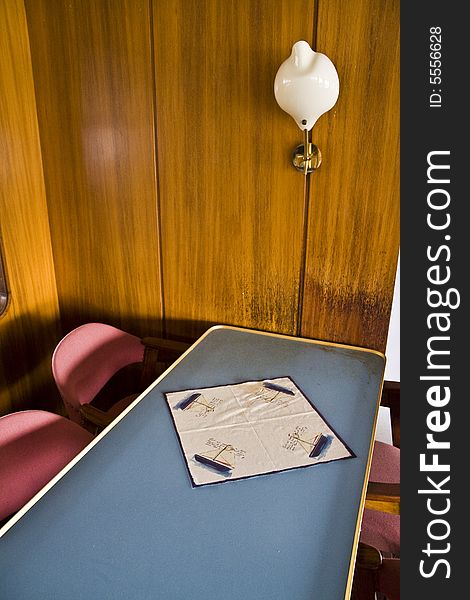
[{"left": 165, "top": 377, "right": 354, "bottom": 486}]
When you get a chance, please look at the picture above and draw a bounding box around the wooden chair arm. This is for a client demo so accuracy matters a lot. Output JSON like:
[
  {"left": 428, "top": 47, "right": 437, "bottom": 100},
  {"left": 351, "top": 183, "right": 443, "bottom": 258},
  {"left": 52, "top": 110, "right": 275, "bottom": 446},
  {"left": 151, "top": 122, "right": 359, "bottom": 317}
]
[
  {"left": 356, "top": 542, "right": 383, "bottom": 570},
  {"left": 140, "top": 337, "right": 191, "bottom": 388},
  {"left": 141, "top": 336, "right": 190, "bottom": 355},
  {"left": 79, "top": 337, "right": 191, "bottom": 431},
  {"left": 365, "top": 482, "right": 400, "bottom": 515},
  {"left": 80, "top": 404, "right": 114, "bottom": 429}
]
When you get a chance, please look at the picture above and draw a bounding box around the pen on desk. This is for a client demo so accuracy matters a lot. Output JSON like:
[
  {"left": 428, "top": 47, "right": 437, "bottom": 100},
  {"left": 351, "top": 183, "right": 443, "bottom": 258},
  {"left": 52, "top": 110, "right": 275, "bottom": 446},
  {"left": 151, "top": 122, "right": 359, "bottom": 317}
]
[
  {"left": 194, "top": 453, "right": 233, "bottom": 473},
  {"left": 309, "top": 433, "right": 329, "bottom": 458},
  {"left": 263, "top": 381, "right": 295, "bottom": 396},
  {"left": 176, "top": 392, "right": 201, "bottom": 410}
]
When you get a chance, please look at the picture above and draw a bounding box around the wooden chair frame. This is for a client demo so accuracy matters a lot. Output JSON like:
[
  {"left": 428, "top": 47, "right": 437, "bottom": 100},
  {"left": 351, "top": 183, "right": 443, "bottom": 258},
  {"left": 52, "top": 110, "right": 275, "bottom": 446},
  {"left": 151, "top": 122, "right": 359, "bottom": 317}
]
[{"left": 79, "top": 336, "right": 190, "bottom": 430}]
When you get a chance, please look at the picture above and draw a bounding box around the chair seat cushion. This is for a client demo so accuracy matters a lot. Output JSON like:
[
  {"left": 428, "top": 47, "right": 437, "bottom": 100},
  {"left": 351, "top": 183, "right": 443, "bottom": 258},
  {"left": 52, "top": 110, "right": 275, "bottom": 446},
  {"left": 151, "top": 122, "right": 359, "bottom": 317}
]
[
  {"left": 0, "top": 410, "right": 93, "bottom": 521},
  {"left": 360, "top": 441, "right": 400, "bottom": 555}
]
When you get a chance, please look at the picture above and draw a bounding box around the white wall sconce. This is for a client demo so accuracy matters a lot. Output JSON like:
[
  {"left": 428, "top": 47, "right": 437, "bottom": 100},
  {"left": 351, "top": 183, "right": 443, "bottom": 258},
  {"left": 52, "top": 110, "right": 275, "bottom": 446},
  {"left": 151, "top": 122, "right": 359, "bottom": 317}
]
[{"left": 274, "top": 40, "right": 339, "bottom": 174}]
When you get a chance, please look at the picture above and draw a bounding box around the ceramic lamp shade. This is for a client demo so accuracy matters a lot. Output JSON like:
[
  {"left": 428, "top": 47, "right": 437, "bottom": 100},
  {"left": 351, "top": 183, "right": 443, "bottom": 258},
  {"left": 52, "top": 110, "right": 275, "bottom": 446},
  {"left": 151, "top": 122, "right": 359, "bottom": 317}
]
[{"left": 274, "top": 40, "right": 339, "bottom": 131}]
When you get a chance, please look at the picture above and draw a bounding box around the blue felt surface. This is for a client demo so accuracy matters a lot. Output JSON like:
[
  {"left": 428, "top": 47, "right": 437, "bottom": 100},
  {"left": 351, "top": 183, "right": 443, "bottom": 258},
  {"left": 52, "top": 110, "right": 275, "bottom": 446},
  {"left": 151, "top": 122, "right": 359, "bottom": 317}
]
[{"left": 0, "top": 327, "right": 384, "bottom": 600}]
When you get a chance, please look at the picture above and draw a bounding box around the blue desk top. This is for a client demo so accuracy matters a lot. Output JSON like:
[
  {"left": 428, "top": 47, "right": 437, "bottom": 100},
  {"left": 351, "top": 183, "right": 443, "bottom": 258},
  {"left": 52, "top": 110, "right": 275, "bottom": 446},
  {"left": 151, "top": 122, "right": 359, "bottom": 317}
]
[{"left": 0, "top": 326, "right": 384, "bottom": 600}]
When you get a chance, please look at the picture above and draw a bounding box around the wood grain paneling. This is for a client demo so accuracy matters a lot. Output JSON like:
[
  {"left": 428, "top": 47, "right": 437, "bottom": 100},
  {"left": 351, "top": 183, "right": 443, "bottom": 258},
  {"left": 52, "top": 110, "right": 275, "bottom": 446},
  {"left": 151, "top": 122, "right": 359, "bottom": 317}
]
[
  {"left": 24, "top": 0, "right": 163, "bottom": 338},
  {"left": 300, "top": 0, "right": 400, "bottom": 350},
  {"left": 1, "top": 0, "right": 399, "bottom": 423},
  {"left": 0, "top": 0, "right": 61, "bottom": 415},
  {"left": 153, "top": 0, "right": 316, "bottom": 339}
]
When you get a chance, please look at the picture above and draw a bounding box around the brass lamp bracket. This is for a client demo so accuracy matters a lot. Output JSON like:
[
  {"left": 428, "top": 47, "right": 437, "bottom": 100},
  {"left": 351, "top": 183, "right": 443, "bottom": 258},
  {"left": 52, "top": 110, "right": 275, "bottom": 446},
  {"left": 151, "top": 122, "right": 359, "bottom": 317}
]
[
  {"left": 292, "top": 144, "right": 322, "bottom": 173},
  {"left": 292, "top": 128, "right": 322, "bottom": 174}
]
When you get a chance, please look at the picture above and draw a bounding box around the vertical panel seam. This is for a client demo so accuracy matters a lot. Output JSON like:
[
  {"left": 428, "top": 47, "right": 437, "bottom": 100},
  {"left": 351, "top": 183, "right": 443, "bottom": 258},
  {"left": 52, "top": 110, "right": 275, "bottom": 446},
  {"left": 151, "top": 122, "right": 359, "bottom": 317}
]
[
  {"left": 312, "top": 0, "right": 319, "bottom": 48},
  {"left": 296, "top": 0, "right": 319, "bottom": 338},
  {"left": 148, "top": 0, "right": 167, "bottom": 338},
  {"left": 296, "top": 173, "right": 311, "bottom": 337}
]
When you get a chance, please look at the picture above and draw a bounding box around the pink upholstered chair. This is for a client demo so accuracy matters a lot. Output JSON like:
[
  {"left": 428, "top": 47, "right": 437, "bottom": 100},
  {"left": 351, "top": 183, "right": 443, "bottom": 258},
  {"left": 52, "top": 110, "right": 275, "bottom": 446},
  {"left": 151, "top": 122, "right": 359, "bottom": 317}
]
[
  {"left": 358, "top": 440, "right": 400, "bottom": 599},
  {"left": 52, "top": 323, "right": 146, "bottom": 426},
  {"left": 362, "top": 441, "right": 400, "bottom": 556},
  {"left": 52, "top": 323, "right": 190, "bottom": 429},
  {"left": 0, "top": 410, "right": 93, "bottom": 522},
  {"left": 353, "top": 373, "right": 400, "bottom": 600}
]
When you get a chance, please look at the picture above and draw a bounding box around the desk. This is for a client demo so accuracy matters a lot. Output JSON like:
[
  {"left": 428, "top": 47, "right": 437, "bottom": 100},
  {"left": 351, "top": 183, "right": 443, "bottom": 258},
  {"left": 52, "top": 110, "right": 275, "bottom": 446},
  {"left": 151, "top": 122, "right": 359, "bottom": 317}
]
[{"left": 0, "top": 326, "right": 384, "bottom": 600}]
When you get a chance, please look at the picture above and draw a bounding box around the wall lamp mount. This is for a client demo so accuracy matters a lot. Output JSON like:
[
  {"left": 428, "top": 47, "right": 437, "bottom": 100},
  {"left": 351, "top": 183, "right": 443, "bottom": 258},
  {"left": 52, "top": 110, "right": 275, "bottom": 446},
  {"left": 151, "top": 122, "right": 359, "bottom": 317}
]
[{"left": 274, "top": 41, "right": 339, "bottom": 174}]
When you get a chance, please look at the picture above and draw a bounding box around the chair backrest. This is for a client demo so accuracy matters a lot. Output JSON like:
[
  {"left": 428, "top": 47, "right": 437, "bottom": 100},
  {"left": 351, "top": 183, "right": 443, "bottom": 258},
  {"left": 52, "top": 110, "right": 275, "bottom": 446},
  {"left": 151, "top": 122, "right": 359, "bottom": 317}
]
[
  {"left": 52, "top": 323, "right": 145, "bottom": 423},
  {"left": 377, "top": 557, "right": 400, "bottom": 600},
  {"left": 353, "top": 552, "right": 400, "bottom": 600},
  {"left": 0, "top": 410, "right": 93, "bottom": 521}
]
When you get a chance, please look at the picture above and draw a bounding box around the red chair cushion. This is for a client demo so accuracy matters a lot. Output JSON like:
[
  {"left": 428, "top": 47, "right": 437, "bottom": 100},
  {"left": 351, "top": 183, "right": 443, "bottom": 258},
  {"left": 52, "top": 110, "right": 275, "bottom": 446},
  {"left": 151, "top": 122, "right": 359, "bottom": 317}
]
[
  {"left": 0, "top": 410, "right": 93, "bottom": 521},
  {"left": 360, "top": 441, "right": 400, "bottom": 555}
]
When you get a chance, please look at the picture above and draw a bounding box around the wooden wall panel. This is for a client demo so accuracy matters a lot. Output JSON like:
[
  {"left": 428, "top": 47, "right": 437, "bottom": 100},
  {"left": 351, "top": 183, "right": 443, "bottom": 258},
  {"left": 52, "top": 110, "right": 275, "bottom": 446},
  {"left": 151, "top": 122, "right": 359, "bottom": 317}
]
[
  {"left": 300, "top": 0, "right": 400, "bottom": 350},
  {"left": 0, "top": 0, "right": 399, "bottom": 424},
  {"left": 153, "top": 0, "right": 316, "bottom": 339},
  {"left": 0, "top": 0, "right": 61, "bottom": 415},
  {"left": 24, "top": 0, "right": 163, "bottom": 338}
]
